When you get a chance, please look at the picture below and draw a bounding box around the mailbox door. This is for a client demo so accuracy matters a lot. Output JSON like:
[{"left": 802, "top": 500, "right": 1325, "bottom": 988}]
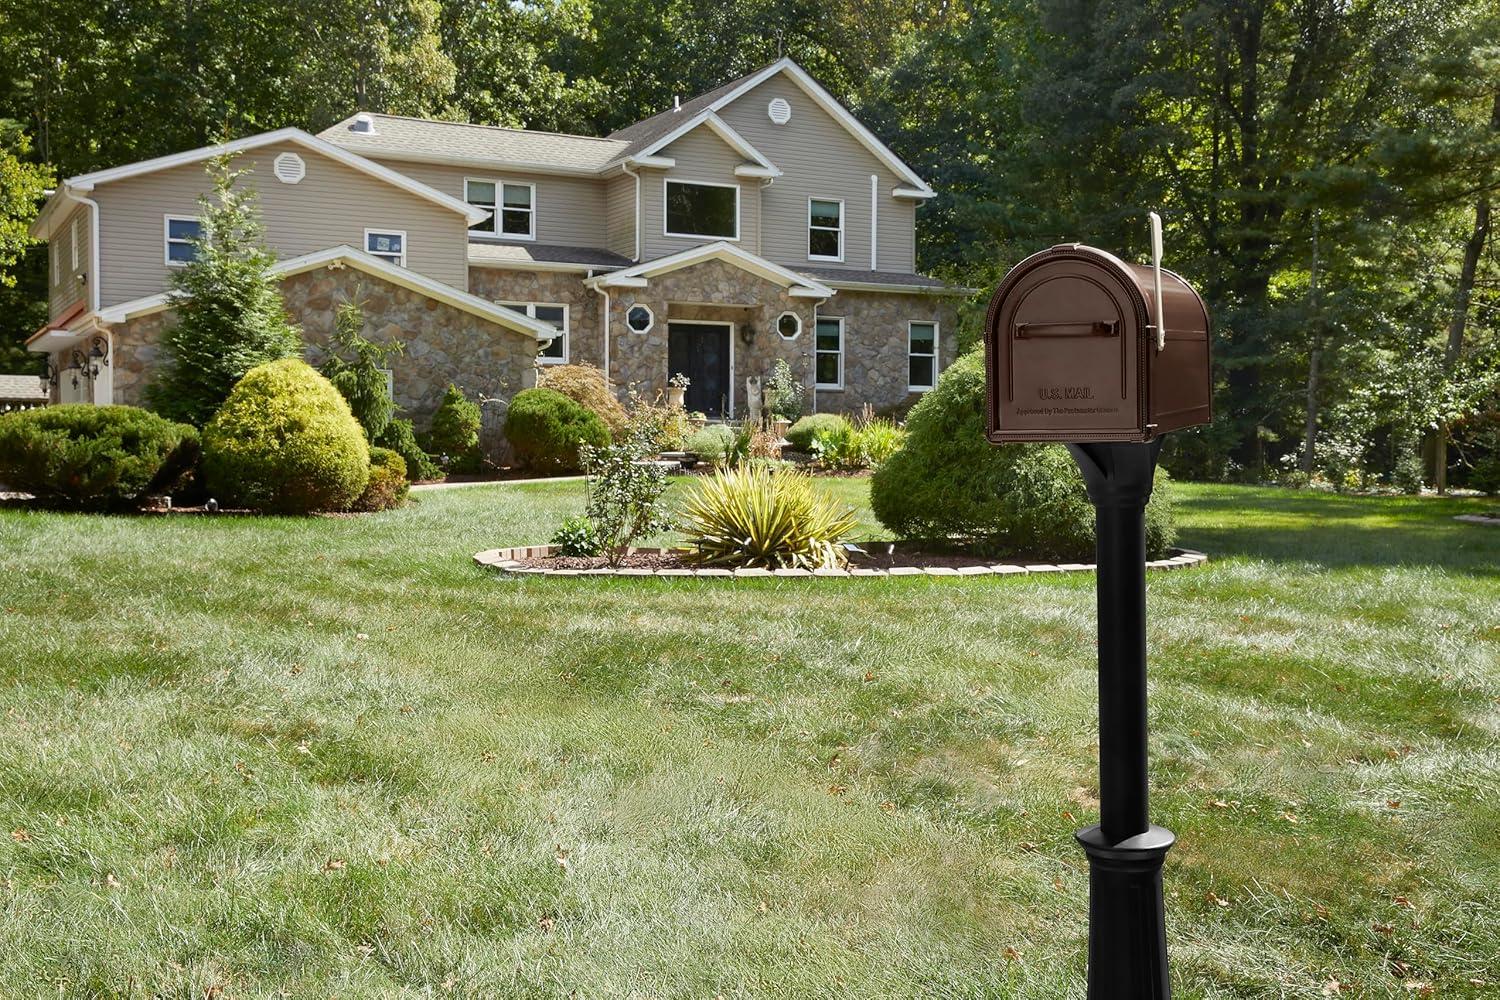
[{"left": 992, "top": 260, "right": 1144, "bottom": 440}]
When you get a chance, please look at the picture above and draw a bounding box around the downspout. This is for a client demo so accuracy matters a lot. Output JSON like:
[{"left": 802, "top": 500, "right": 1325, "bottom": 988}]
[
  {"left": 621, "top": 163, "right": 642, "bottom": 262},
  {"left": 869, "top": 175, "right": 878, "bottom": 271},
  {"left": 759, "top": 177, "right": 774, "bottom": 256},
  {"left": 594, "top": 284, "right": 612, "bottom": 389}
]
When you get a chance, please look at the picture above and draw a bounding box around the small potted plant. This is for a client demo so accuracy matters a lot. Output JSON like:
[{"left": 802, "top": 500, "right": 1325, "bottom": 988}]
[{"left": 667, "top": 372, "right": 691, "bottom": 409}]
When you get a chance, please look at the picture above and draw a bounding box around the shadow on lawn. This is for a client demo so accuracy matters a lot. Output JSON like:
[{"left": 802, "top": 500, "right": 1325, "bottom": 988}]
[{"left": 1175, "top": 486, "right": 1500, "bottom": 575}]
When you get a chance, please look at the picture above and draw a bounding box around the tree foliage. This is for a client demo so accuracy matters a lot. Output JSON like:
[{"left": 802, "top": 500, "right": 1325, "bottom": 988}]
[{"left": 146, "top": 155, "right": 301, "bottom": 426}]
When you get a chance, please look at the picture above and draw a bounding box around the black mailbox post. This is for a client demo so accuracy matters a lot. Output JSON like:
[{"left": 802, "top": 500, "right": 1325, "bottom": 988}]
[{"left": 983, "top": 221, "right": 1212, "bottom": 999}]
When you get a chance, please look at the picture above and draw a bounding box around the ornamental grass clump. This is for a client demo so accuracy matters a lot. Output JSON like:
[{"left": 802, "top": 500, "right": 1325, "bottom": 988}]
[{"left": 679, "top": 463, "right": 859, "bottom": 570}]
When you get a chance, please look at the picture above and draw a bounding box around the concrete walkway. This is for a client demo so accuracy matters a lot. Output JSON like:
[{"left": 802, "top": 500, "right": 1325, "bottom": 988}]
[{"left": 411, "top": 475, "right": 584, "bottom": 492}]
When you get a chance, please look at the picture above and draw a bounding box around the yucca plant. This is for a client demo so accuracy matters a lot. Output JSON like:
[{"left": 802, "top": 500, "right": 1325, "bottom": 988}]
[{"left": 679, "top": 463, "right": 859, "bottom": 569}]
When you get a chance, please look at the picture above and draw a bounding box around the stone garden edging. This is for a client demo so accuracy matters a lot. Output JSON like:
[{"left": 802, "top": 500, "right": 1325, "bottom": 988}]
[
  {"left": 473, "top": 546, "right": 1209, "bottom": 578},
  {"left": 1454, "top": 513, "right": 1500, "bottom": 526}
]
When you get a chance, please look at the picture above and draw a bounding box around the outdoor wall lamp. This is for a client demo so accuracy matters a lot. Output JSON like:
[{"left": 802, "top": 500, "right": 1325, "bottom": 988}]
[
  {"left": 88, "top": 336, "right": 110, "bottom": 367},
  {"left": 40, "top": 357, "right": 54, "bottom": 391},
  {"left": 738, "top": 322, "right": 756, "bottom": 347}
]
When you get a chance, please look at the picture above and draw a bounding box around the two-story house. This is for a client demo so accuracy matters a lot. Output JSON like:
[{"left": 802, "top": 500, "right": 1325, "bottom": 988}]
[{"left": 27, "top": 58, "right": 961, "bottom": 430}]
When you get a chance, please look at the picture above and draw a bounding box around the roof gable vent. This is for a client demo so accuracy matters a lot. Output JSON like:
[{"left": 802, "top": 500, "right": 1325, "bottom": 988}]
[
  {"left": 768, "top": 97, "right": 791, "bottom": 125},
  {"left": 349, "top": 113, "right": 378, "bottom": 135},
  {"left": 273, "top": 152, "right": 306, "bottom": 184}
]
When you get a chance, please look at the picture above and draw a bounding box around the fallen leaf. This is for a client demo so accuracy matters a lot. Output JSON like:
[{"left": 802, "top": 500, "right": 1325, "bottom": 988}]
[
  {"left": 1002, "top": 946, "right": 1021, "bottom": 961},
  {"left": 10, "top": 828, "right": 29, "bottom": 843},
  {"left": 1322, "top": 977, "right": 1347, "bottom": 995},
  {"left": 1205, "top": 892, "right": 1231, "bottom": 909},
  {"left": 1402, "top": 983, "right": 1433, "bottom": 995},
  {"left": 322, "top": 858, "right": 346, "bottom": 872},
  {"left": 1393, "top": 895, "right": 1413, "bottom": 909},
  {"left": 537, "top": 916, "right": 555, "bottom": 932},
  {"left": 1386, "top": 800, "right": 1401, "bottom": 809},
  {"left": 1373, "top": 922, "right": 1394, "bottom": 936}
]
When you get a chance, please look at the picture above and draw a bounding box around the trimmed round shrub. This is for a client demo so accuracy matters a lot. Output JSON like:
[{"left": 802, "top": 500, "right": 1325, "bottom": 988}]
[
  {"left": 786, "top": 413, "right": 851, "bottom": 452},
  {"left": 505, "top": 387, "right": 610, "bottom": 472},
  {"left": 538, "top": 364, "right": 629, "bottom": 438},
  {"left": 0, "top": 404, "right": 199, "bottom": 510},
  {"left": 202, "top": 359, "right": 369, "bottom": 513},
  {"left": 428, "top": 384, "right": 482, "bottom": 473},
  {"left": 352, "top": 447, "right": 409, "bottom": 512},
  {"left": 870, "top": 348, "right": 1176, "bottom": 560},
  {"left": 686, "top": 424, "right": 738, "bottom": 466}
]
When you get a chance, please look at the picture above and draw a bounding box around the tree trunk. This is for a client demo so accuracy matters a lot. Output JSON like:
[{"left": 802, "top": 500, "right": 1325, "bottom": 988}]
[
  {"left": 1436, "top": 88, "right": 1499, "bottom": 493},
  {"left": 1302, "top": 342, "right": 1321, "bottom": 474}
]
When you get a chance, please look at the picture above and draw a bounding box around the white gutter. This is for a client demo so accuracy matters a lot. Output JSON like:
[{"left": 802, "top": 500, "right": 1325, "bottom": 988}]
[
  {"left": 869, "top": 175, "right": 878, "bottom": 271},
  {"left": 622, "top": 162, "right": 642, "bottom": 262},
  {"left": 595, "top": 285, "right": 612, "bottom": 386}
]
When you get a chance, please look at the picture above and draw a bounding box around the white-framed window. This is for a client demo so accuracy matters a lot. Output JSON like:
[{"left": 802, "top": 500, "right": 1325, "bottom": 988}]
[
  {"left": 776, "top": 311, "right": 802, "bottom": 340},
  {"left": 365, "top": 229, "right": 407, "bottom": 267},
  {"left": 501, "top": 302, "right": 568, "bottom": 363},
  {"left": 815, "top": 316, "right": 844, "bottom": 389},
  {"left": 466, "top": 178, "right": 536, "bottom": 240},
  {"left": 71, "top": 217, "right": 83, "bottom": 270},
  {"left": 626, "top": 304, "right": 654, "bottom": 334},
  {"left": 908, "top": 321, "right": 938, "bottom": 392},
  {"left": 808, "top": 198, "right": 843, "bottom": 261},
  {"left": 164, "top": 215, "right": 202, "bottom": 266},
  {"left": 664, "top": 180, "right": 739, "bottom": 240}
]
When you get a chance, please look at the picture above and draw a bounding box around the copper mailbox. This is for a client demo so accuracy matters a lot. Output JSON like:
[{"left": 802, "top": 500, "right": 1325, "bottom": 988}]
[{"left": 984, "top": 243, "right": 1211, "bottom": 443}]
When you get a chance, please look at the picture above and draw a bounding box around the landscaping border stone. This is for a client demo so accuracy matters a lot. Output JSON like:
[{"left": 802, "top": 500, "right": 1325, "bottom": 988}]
[
  {"left": 1454, "top": 513, "right": 1500, "bottom": 526},
  {"left": 473, "top": 546, "right": 1209, "bottom": 578}
]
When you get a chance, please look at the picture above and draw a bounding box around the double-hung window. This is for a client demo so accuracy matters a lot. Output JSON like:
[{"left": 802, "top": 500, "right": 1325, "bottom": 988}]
[
  {"left": 164, "top": 216, "right": 202, "bottom": 266},
  {"left": 365, "top": 230, "right": 407, "bottom": 267},
  {"left": 466, "top": 179, "right": 536, "bottom": 239},
  {"left": 815, "top": 317, "right": 844, "bottom": 389},
  {"left": 664, "top": 180, "right": 739, "bottom": 240},
  {"left": 908, "top": 321, "right": 938, "bottom": 391},
  {"left": 808, "top": 199, "right": 843, "bottom": 261},
  {"left": 501, "top": 302, "right": 568, "bottom": 363}
]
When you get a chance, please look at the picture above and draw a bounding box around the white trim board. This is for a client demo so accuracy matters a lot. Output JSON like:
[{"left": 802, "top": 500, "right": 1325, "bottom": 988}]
[
  {"left": 620, "top": 58, "right": 934, "bottom": 197},
  {"left": 96, "top": 244, "right": 557, "bottom": 340},
  {"left": 53, "top": 127, "right": 490, "bottom": 227}
]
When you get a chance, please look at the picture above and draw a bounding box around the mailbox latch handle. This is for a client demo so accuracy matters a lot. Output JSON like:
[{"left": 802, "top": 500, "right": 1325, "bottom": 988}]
[{"left": 1014, "top": 321, "right": 1119, "bottom": 339}]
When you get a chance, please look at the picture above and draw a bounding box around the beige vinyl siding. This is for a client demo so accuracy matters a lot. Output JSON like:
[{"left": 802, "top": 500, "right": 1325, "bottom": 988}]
[
  {"left": 605, "top": 172, "right": 636, "bottom": 260},
  {"left": 640, "top": 125, "right": 760, "bottom": 261},
  {"left": 49, "top": 205, "right": 89, "bottom": 318},
  {"left": 92, "top": 142, "right": 469, "bottom": 307},
  {"left": 718, "top": 74, "right": 915, "bottom": 273},
  {"left": 376, "top": 158, "right": 609, "bottom": 248}
]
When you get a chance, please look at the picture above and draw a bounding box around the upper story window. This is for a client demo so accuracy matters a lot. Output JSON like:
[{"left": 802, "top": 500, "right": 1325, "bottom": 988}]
[
  {"left": 908, "top": 321, "right": 938, "bottom": 392},
  {"left": 365, "top": 230, "right": 406, "bottom": 267},
  {"left": 664, "top": 180, "right": 739, "bottom": 240},
  {"left": 501, "top": 302, "right": 568, "bottom": 364},
  {"left": 808, "top": 199, "right": 843, "bottom": 261},
  {"left": 164, "top": 216, "right": 202, "bottom": 266},
  {"left": 466, "top": 179, "right": 536, "bottom": 240}
]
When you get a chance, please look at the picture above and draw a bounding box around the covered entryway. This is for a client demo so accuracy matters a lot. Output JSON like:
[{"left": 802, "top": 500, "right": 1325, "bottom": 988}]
[{"left": 667, "top": 321, "right": 733, "bottom": 419}]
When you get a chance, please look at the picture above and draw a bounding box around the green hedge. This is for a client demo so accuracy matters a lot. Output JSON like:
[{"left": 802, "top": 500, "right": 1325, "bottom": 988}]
[
  {"left": 202, "top": 359, "right": 369, "bottom": 513},
  {"left": 0, "top": 404, "right": 199, "bottom": 510},
  {"left": 428, "top": 384, "right": 482, "bottom": 473},
  {"left": 352, "top": 446, "right": 409, "bottom": 512},
  {"left": 504, "top": 387, "right": 610, "bottom": 472},
  {"left": 785, "top": 413, "right": 851, "bottom": 452},
  {"left": 870, "top": 348, "right": 1176, "bottom": 560}
]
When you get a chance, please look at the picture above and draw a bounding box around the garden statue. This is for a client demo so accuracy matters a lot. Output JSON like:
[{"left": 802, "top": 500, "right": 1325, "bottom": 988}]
[{"left": 745, "top": 375, "right": 763, "bottom": 426}]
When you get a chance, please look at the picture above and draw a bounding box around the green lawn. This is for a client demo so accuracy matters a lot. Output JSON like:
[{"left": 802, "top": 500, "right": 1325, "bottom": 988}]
[{"left": 0, "top": 481, "right": 1496, "bottom": 998}]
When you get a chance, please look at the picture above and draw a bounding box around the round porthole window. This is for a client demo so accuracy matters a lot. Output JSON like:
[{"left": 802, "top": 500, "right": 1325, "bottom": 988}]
[
  {"left": 626, "top": 304, "right": 654, "bottom": 334},
  {"left": 776, "top": 311, "right": 802, "bottom": 339},
  {"left": 768, "top": 97, "right": 792, "bottom": 125}
]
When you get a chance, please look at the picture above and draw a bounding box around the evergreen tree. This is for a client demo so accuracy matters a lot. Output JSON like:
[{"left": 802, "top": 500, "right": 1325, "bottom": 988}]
[
  {"left": 318, "top": 298, "right": 402, "bottom": 442},
  {"left": 147, "top": 154, "right": 301, "bottom": 426}
]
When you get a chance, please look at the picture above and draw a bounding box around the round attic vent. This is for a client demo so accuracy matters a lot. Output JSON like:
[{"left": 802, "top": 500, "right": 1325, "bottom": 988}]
[
  {"left": 273, "top": 152, "right": 306, "bottom": 184},
  {"left": 768, "top": 97, "right": 792, "bottom": 125}
]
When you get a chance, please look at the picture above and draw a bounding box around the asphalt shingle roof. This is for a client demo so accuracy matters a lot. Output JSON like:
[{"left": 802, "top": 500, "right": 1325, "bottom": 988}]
[
  {"left": 605, "top": 63, "right": 776, "bottom": 161},
  {"left": 0, "top": 375, "right": 46, "bottom": 401},
  {"left": 319, "top": 115, "right": 629, "bottom": 173},
  {"left": 797, "top": 267, "right": 952, "bottom": 289}
]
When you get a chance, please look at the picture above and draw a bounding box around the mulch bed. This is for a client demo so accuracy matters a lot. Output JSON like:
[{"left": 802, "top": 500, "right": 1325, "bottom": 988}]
[{"left": 513, "top": 546, "right": 1067, "bottom": 572}]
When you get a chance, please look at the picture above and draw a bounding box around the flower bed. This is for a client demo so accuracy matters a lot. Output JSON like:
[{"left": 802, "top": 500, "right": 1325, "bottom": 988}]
[{"left": 474, "top": 544, "right": 1208, "bottom": 578}]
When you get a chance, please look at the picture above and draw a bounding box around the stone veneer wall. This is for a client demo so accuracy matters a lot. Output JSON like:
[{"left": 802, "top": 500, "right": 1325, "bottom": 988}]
[
  {"left": 609, "top": 258, "right": 817, "bottom": 415},
  {"left": 109, "top": 267, "right": 541, "bottom": 442},
  {"left": 466, "top": 267, "right": 602, "bottom": 370},
  {"left": 812, "top": 291, "right": 960, "bottom": 416}
]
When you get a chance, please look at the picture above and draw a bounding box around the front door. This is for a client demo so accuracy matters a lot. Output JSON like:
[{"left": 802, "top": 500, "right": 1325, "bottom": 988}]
[{"left": 667, "top": 321, "right": 732, "bottom": 419}]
